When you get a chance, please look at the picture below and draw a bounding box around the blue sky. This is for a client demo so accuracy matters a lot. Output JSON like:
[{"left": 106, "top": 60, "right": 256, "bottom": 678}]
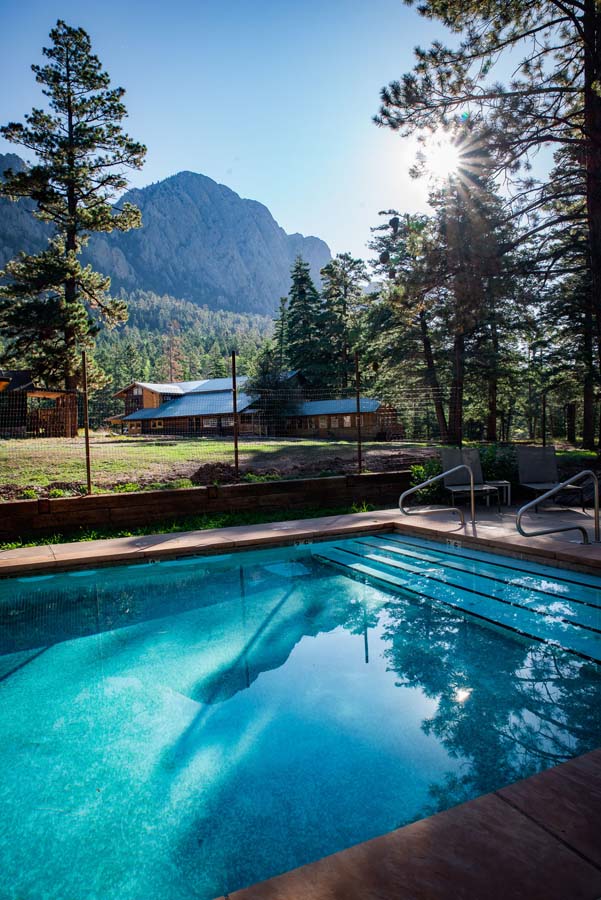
[{"left": 0, "top": 0, "right": 450, "bottom": 258}]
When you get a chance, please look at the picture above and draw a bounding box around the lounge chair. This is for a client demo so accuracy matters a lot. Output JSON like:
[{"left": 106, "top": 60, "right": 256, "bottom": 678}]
[
  {"left": 516, "top": 446, "right": 585, "bottom": 510},
  {"left": 440, "top": 448, "right": 501, "bottom": 512}
]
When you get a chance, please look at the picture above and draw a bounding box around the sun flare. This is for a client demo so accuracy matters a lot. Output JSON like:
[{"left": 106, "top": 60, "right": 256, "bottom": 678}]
[{"left": 424, "top": 134, "right": 462, "bottom": 180}]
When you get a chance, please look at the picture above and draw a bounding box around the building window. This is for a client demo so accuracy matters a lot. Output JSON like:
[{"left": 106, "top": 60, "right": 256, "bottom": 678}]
[
  {"left": 150, "top": 419, "right": 163, "bottom": 429},
  {"left": 331, "top": 416, "right": 338, "bottom": 428},
  {"left": 318, "top": 416, "right": 327, "bottom": 429},
  {"left": 343, "top": 415, "right": 352, "bottom": 428},
  {"left": 132, "top": 386, "right": 142, "bottom": 396}
]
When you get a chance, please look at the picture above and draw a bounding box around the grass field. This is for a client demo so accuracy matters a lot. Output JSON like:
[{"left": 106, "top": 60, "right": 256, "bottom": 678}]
[{"left": 0, "top": 433, "right": 433, "bottom": 498}]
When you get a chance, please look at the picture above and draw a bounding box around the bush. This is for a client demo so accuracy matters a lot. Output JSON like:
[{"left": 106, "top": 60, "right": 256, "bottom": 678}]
[
  {"left": 477, "top": 444, "right": 518, "bottom": 485},
  {"left": 409, "top": 457, "right": 444, "bottom": 503},
  {"left": 242, "top": 472, "right": 282, "bottom": 483}
]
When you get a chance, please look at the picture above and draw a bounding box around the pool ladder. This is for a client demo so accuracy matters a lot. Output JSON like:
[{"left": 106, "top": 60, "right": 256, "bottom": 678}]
[
  {"left": 516, "top": 469, "right": 600, "bottom": 545},
  {"left": 399, "top": 464, "right": 476, "bottom": 529}
]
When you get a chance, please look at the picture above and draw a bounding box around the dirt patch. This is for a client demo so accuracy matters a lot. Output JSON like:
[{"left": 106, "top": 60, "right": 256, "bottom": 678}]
[{"left": 190, "top": 463, "right": 245, "bottom": 486}]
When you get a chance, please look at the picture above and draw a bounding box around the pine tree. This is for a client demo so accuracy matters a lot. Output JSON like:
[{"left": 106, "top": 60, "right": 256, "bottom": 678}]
[
  {"left": 246, "top": 340, "right": 299, "bottom": 435},
  {"left": 273, "top": 297, "right": 289, "bottom": 369},
  {"left": 320, "top": 253, "right": 367, "bottom": 389},
  {"left": 0, "top": 20, "right": 146, "bottom": 388},
  {"left": 374, "top": 1, "right": 601, "bottom": 437},
  {"left": 206, "top": 341, "right": 228, "bottom": 378},
  {"left": 285, "top": 256, "right": 326, "bottom": 385}
]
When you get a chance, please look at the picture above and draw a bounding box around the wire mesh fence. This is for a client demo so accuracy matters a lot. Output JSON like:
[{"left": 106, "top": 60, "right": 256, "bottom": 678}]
[{"left": 0, "top": 353, "right": 587, "bottom": 500}]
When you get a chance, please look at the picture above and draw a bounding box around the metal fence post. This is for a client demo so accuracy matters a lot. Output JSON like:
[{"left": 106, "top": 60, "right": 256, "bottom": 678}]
[
  {"left": 81, "top": 350, "right": 92, "bottom": 495},
  {"left": 232, "top": 350, "right": 239, "bottom": 477},
  {"left": 355, "top": 351, "right": 362, "bottom": 474}
]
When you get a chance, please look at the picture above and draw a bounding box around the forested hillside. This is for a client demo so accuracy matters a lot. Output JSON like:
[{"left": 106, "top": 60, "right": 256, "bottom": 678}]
[{"left": 94, "top": 290, "right": 272, "bottom": 389}]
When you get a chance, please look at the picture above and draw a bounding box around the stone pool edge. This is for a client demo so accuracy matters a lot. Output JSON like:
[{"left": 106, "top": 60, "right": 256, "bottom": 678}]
[{"left": 3, "top": 507, "right": 601, "bottom": 577}]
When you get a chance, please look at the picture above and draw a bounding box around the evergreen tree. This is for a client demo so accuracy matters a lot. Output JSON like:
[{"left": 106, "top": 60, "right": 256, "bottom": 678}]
[
  {"left": 374, "top": 1, "right": 601, "bottom": 438},
  {"left": 320, "top": 253, "right": 367, "bottom": 389},
  {"left": 0, "top": 20, "right": 146, "bottom": 389},
  {"left": 246, "top": 340, "right": 300, "bottom": 435},
  {"left": 206, "top": 341, "right": 228, "bottom": 378},
  {"left": 285, "top": 256, "right": 326, "bottom": 385},
  {"left": 273, "top": 296, "right": 289, "bottom": 369}
]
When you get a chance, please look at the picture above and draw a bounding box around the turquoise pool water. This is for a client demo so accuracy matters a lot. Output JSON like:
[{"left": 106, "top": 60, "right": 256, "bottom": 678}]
[{"left": 1, "top": 533, "right": 601, "bottom": 899}]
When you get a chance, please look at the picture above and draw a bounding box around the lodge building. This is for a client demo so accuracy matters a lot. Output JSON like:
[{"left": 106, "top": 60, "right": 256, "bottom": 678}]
[{"left": 113, "top": 377, "right": 396, "bottom": 438}]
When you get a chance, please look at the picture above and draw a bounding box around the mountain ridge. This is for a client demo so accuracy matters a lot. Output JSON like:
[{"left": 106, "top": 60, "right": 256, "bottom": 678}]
[{"left": 0, "top": 155, "right": 331, "bottom": 315}]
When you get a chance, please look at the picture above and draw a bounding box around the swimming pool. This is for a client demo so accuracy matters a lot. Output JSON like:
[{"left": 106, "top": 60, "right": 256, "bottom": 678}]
[{"left": 2, "top": 532, "right": 601, "bottom": 899}]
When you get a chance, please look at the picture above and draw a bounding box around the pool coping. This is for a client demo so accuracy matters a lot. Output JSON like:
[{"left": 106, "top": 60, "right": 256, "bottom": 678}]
[{"left": 2, "top": 506, "right": 601, "bottom": 578}]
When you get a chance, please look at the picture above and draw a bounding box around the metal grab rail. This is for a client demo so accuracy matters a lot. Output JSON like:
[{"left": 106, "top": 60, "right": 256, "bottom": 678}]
[
  {"left": 399, "top": 465, "right": 476, "bottom": 529},
  {"left": 516, "top": 469, "right": 600, "bottom": 545}
]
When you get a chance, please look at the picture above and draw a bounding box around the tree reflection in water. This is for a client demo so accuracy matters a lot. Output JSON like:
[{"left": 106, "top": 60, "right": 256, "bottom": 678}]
[{"left": 380, "top": 594, "right": 601, "bottom": 818}]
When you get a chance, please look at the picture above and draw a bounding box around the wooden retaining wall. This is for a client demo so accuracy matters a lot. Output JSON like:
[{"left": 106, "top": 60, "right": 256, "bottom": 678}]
[{"left": 2, "top": 470, "right": 412, "bottom": 540}]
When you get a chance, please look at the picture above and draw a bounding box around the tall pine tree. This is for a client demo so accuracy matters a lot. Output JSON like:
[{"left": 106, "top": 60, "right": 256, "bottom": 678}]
[
  {"left": 0, "top": 20, "right": 146, "bottom": 389},
  {"left": 320, "top": 253, "right": 367, "bottom": 389},
  {"left": 285, "top": 256, "right": 326, "bottom": 386}
]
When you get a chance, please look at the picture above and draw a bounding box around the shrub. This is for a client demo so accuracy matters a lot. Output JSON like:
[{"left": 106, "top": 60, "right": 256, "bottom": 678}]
[
  {"left": 476, "top": 444, "right": 518, "bottom": 485},
  {"left": 409, "top": 458, "right": 444, "bottom": 503},
  {"left": 242, "top": 472, "right": 282, "bottom": 483}
]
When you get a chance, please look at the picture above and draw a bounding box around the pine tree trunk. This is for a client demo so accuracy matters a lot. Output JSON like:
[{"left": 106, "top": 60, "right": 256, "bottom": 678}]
[
  {"left": 63, "top": 48, "right": 79, "bottom": 392},
  {"left": 583, "top": 285, "right": 596, "bottom": 448},
  {"left": 448, "top": 333, "right": 465, "bottom": 446},
  {"left": 486, "top": 320, "right": 499, "bottom": 442},
  {"left": 584, "top": 0, "right": 601, "bottom": 416},
  {"left": 419, "top": 310, "right": 449, "bottom": 442},
  {"left": 566, "top": 403, "right": 577, "bottom": 443},
  {"left": 487, "top": 379, "right": 498, "bottom": 442}
]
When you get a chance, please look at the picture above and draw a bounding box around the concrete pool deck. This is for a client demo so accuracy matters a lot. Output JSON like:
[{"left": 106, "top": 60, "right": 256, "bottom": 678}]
[
  {"left": 3, "top": 503, "right": 601, "bottom": 899},
  {"left": 3, "top": 502, "right": 601, "bottom": 577}
]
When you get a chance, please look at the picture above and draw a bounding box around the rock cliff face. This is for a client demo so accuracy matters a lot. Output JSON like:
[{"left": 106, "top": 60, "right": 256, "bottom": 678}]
[
  {"left": 0, "top": 157, "right": 330, "bottom": 315},
  {"left": 0, "top": 154, "right": 52, "bottom": 264}
]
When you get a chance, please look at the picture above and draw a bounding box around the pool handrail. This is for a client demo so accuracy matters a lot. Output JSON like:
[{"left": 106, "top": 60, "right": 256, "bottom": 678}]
[
  {"left": 516, "top": 469, "right": 600, "bottom": 545},
  {"left": 399, "top": 464, "right": 476, "bottom": 529}
]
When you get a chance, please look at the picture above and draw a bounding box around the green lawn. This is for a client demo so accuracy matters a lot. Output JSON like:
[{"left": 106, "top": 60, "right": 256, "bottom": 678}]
[{"left": 0, "top": 433, "right": 432, "bottom": 498}]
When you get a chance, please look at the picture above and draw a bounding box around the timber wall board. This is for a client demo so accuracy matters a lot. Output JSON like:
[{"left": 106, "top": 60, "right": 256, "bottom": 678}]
[{"left": 2, "top": 470, "right": 412, "bottom": 539}]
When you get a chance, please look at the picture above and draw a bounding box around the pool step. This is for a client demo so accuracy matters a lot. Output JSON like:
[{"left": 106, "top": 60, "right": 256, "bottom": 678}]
[{"left": 314, "top": 542, "right": 601, "bottom": 663}]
